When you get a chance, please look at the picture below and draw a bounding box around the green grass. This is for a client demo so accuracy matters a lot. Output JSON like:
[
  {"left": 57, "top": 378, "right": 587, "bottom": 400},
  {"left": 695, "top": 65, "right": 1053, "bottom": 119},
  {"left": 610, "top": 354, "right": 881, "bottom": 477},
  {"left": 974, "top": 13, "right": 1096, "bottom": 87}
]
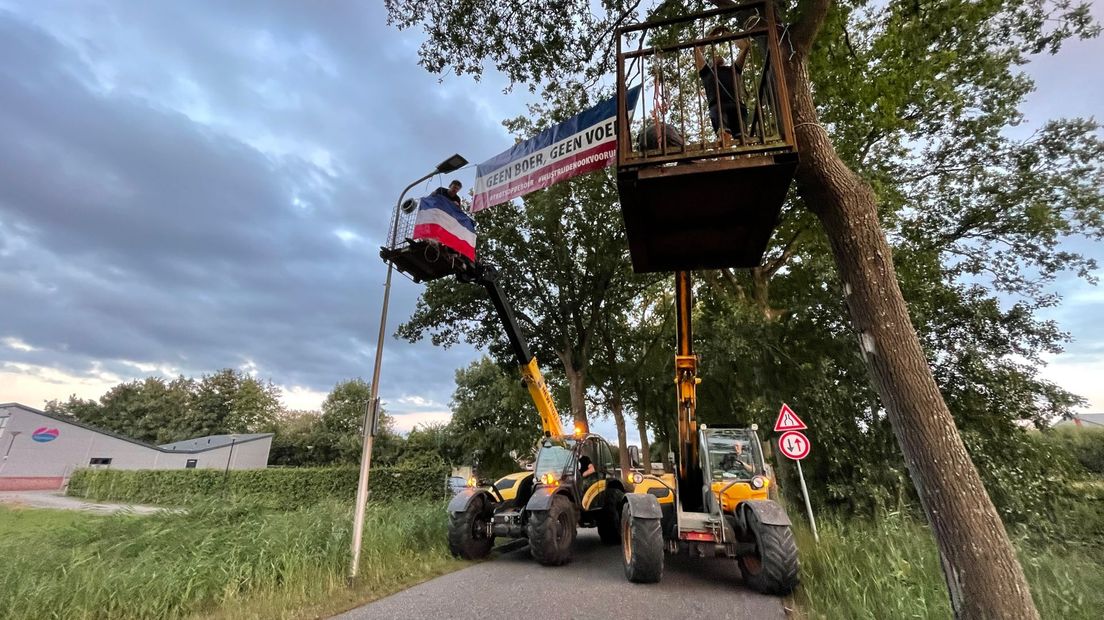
[
  {"left": 791, "top": 512, "right": 1104, "bottom": 620},
  {"left": 0, "top": 500, "right": 465, "bottom": 620}
]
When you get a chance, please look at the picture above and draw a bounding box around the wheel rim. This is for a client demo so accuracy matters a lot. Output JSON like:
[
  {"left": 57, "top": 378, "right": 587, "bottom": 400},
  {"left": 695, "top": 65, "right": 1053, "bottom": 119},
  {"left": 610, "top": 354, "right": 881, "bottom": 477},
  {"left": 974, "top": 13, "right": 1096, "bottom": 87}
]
[
  {"left": 554, "top": 511, "right": 569, "bottom": 546},
  {"left": 469, "top": 501, "right": 487, "bottom": 540}
]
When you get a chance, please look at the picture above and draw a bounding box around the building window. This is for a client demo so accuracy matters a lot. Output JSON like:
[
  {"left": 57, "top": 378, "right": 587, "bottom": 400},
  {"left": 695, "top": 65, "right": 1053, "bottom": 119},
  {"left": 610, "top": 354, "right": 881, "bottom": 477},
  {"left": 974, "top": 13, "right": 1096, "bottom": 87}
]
[
  {"left": 89, "top": 457, "right": 112, "bottom": 467},
  {"left": 185, "top": 459, "right": 198, "bottom": 469}
]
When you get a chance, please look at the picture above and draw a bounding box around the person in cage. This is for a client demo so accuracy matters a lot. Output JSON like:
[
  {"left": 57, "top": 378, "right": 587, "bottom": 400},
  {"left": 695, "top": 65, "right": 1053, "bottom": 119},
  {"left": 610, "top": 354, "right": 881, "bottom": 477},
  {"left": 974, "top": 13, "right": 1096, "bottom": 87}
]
[
  {"left": 433, "top": 179, "right": 464, "bottom": 208},
  {"left": 694, "top": 25, "right": 750, "bottom": 146}
]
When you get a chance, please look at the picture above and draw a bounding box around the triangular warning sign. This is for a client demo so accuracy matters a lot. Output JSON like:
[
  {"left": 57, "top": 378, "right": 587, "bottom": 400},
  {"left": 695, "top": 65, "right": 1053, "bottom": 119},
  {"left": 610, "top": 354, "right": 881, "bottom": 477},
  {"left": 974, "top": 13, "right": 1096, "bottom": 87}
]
[{"left": 774, "top": 403, "right": 807, "bottom": 432}]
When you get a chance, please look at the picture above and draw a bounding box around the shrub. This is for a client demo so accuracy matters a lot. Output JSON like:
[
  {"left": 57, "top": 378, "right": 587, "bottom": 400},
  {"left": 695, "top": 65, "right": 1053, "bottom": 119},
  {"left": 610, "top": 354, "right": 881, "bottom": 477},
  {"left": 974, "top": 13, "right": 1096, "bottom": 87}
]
[
  {"left": 67, "top": 463, "right": 450, "bottom": 508},
  {"left": 1037, "top": 427, "right": 1104, "bottom": 477}
]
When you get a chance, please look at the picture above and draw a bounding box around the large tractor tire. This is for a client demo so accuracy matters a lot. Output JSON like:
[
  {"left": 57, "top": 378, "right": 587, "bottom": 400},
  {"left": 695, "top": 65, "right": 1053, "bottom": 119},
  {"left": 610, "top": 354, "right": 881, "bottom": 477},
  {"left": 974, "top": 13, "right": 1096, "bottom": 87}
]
[
  {"left": 596, "top": 487, "right": 625, "bottom": 545},
  {"left": 528, "top": 494, "right": 576, "bottom": 566},
  {"left": 738, "top": 510, "right": 799, "bottom": 595},
  {"left": 621, "top": 503, "right": 663, "bottom": 583},
  {"left": 447, "top": 496, "right": 494, "bottom": 560}
]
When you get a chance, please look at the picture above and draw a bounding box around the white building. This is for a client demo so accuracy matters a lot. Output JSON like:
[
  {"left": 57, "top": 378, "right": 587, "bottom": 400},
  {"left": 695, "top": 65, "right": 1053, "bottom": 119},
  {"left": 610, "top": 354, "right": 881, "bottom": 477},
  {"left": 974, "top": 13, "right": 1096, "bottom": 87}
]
[{"left": 0, "top": 402, "right": 273, "bottom": 491}]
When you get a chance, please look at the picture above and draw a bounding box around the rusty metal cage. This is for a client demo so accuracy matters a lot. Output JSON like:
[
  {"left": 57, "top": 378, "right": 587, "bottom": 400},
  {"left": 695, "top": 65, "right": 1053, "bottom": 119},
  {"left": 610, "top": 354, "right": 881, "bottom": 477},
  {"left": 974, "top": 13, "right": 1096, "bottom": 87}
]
[
  {"left": 615, "top": 1, "right": 798, "bottom": 273},
  {"left": 379, "top": 199, "right": 471, "bottom": 283},
  {"left": 386, "top": 200, "right": 418, "bottom": 250}
]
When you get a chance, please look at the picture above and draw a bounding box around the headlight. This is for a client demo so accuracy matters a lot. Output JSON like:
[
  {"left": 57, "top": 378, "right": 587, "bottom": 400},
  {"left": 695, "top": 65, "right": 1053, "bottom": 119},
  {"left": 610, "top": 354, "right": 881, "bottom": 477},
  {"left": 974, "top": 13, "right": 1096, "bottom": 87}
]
[
  {"left": 630, "top": 472, "right": 643, "bottom": 484},
  {"left": 466, "top": 477, "right": 477, "bottom": 488},
  {"left": 751, "top": 476, "right": 765, "bottom": 489},
  {"left": 540, "top": 472, "right": 559, "bottom": 486}
]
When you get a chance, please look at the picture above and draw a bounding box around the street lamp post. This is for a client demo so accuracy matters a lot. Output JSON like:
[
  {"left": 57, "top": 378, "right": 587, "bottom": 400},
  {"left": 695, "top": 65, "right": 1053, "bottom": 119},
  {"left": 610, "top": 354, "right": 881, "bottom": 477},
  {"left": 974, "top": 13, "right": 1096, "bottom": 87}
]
[{"left": 349, "top": 153, "right": 467, "bottom": 579}]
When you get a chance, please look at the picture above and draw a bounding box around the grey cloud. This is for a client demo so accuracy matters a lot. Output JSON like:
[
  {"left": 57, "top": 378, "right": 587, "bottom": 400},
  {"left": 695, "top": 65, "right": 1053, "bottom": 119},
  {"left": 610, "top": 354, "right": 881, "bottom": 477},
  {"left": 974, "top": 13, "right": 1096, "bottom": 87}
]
[{"left": 0, "top": 4, "right": 511, "bottom": 410}]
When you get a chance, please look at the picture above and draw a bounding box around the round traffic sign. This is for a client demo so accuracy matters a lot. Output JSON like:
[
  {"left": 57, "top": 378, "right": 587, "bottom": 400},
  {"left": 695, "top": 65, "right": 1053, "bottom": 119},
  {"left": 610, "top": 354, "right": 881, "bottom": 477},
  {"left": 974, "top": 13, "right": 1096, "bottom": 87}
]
[{"left": 778, "top": 430, "right": 811, "bottom": 460}]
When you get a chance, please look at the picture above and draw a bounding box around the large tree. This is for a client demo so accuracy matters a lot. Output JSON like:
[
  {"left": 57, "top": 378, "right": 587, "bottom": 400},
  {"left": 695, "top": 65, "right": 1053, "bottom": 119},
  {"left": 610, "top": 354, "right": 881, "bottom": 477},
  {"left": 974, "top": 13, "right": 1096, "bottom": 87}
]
[
  {"left": 47, "top": 370, "right": 281, "bottom": 443},
  {"left": 589, "top": 278, "right": 670, "bottom": 476},
  {"left": 187, "top": 369, "right": 281, "bottom": 438},
  {"left": 386, "top": 0, "right": 1101, "bottom": 616},
  {"left": 315, "top": 378, "right": 402, "bottom": 465},
  {"left": 447, "top": 356, "right": 540, "bottom": 478}
]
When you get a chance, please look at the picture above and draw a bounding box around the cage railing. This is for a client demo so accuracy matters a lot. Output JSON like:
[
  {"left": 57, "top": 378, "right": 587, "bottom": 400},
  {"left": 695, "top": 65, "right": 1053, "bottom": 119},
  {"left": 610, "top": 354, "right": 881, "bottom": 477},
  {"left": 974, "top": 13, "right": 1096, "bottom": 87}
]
[
  {"left": 616, "top": 1, "right": 795, "bottom": 169},
  {"left": 385, "top": 201, "right": 418, "bottom": 251}
]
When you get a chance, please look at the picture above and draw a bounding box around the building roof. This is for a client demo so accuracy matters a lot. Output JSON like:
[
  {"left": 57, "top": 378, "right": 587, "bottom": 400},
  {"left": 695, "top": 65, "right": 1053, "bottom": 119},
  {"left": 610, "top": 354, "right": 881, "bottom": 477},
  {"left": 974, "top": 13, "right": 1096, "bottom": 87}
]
[
  {"left": 159, "top": 434, "right": 271, "bottom": 451},
  {"left": 0, "top": 402, "right": 273, "bottom": 453},
  {"left": 1054, "top": 413, "right": 1104, "bottom": 429}
]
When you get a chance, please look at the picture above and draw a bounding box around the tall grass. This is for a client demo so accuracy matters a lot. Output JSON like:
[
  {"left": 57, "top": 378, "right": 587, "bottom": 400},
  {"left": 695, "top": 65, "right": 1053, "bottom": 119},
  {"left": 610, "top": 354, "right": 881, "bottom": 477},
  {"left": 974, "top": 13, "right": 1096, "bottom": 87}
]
[
  {"left": 0, "top": 500, "right": 463, "bottom": 620},
  {"left": 792, "top": 512, "right": 1104, "bottom": 620}
]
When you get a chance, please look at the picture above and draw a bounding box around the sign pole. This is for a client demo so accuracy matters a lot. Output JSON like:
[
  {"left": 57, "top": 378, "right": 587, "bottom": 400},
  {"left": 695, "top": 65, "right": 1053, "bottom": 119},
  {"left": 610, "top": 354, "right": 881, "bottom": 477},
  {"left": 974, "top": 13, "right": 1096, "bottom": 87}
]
[
  {"left": 775, "top": 404, "right": 816, "bottom": 543},
  {"left": 795, "top": 459, "right": 818, "bottom": 543}
]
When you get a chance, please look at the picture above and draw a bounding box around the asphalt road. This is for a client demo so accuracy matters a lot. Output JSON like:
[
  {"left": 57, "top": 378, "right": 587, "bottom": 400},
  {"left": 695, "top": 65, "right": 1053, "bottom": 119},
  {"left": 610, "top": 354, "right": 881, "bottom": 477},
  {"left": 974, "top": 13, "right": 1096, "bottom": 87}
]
[{"left": 335, "top": 529, "right": 787, "bottom": 620}]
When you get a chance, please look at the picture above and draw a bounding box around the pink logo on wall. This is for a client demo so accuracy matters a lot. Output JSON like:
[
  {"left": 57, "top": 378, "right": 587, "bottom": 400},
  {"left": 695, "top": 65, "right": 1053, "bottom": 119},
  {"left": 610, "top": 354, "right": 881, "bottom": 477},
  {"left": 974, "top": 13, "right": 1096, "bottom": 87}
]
[{"left": 31, "top": 427, "right": 59, "bottom": 442}]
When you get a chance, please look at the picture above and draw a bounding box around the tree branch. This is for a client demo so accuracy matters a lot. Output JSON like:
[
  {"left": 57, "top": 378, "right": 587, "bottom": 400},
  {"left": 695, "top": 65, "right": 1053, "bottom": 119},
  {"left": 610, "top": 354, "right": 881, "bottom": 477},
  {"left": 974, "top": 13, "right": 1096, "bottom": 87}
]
[
  {"left": 790, "top": 0, "right": 834, "bottom": 56},
  {"left": 764, "top": 227, "right": 808, "bottom": 278}
]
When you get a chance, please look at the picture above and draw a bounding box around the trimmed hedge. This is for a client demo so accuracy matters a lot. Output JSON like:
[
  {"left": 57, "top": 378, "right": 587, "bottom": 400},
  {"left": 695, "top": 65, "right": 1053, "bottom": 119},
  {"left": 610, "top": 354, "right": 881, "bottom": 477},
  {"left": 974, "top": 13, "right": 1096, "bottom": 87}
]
[{"left": 67, "top": 463, "right": 450, "bottom": 508}]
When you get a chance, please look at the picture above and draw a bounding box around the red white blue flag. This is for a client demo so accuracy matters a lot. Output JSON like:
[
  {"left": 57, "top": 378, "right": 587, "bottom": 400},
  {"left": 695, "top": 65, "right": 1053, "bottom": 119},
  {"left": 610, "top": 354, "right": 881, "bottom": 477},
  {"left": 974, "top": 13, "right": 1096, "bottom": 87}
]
[
  {"left": 412, "top": 193, "right": 477, "bottom": 260},
  {"left": 471, "top": 86, "right": 642, "bottom": 212}
]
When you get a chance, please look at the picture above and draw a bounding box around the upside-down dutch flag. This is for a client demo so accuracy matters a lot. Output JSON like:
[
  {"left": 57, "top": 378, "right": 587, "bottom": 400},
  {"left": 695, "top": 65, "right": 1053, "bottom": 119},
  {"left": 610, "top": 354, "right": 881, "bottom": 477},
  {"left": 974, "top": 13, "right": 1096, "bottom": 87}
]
[{"left": 412, "top": 193, "right": 477, "bottom": 260}]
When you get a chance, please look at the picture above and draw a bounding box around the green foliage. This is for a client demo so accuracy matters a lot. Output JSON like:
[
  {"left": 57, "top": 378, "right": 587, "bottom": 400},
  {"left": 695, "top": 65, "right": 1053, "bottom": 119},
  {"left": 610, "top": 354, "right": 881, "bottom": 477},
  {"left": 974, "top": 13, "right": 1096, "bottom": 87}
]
[
  {"left": 266, "top": 409, "right": 324, "bottom": 466},
  {"left": 1036, "top": 427, "right": 1104, "bottom": 476},
  {"left": 960, "top": 426, "right": 1079, "bottom": 528},
  {"left": 189, "top": 369, "right": 283, "bottom": 437},
  {"left": 67, "top": 463, "right": 450, "bottom": 508},
  {"left": 384, "top": 0, "right": 645, "bottom": 90},
  {"left": 793, "top": 511, "right": 1104, "bottom": 620},
  {"left": 47, "top": 375, "right": 414, "bottom": 471},
  {"left": 0, "top": 500, "right": 458, "bottom": 620},
  {"left": 306, "top": 379, "right": 403, "bottom": 466},
  {"left": 403, "top": 422, "right": 461, "bottom": 467},
  {"left": 447, "top": 357, "right": 540, "bottom": 479},
  {"left": 45, "top": 370, "right": 281, "bottom": 444},
  {"left": 320, "top": 378, "right": 373, "bottom": 435}
]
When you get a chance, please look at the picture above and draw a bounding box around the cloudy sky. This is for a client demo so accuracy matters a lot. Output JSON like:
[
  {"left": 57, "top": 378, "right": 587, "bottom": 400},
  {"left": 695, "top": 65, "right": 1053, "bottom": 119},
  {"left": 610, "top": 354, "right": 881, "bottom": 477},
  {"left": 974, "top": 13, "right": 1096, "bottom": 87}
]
[{"left": 1, "top": 1, "right": 1101, "bottom": 438}]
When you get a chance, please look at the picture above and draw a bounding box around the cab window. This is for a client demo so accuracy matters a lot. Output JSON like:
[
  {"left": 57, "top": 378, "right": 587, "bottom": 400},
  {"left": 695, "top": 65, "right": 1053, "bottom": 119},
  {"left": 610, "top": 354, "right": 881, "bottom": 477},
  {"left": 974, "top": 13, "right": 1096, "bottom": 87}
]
[
  {"left": 704, "top": 429, "right": 763, "bottom": 481},
  {"left": 535, "top": 438, "right": 577, "bottom": 478},
  {"left": 599, "top": 441, "right": 616, "bottom": 476}
]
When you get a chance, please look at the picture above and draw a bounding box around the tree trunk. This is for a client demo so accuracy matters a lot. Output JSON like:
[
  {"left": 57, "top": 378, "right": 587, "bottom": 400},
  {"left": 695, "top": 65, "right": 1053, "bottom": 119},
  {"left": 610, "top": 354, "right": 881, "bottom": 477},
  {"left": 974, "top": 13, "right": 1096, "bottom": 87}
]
[
  {"left": 609, "top": 394, "right": 632, "bottom": 482},
  {"left": 785, "top": 44, "right": 1038, "bottom": 620},
  {"left": 635, "top": 413, "right": 652, "bottom": 474},
  {"left": 564, "top": 365, "right": 590, "bottom": 433}
]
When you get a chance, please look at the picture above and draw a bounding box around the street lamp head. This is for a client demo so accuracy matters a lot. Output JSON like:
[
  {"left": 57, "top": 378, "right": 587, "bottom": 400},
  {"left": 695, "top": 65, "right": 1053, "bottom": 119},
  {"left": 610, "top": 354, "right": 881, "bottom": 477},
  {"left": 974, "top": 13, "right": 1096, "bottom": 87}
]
[{"left": 436, "top": 154, "right": 468, "bottom": 174}]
